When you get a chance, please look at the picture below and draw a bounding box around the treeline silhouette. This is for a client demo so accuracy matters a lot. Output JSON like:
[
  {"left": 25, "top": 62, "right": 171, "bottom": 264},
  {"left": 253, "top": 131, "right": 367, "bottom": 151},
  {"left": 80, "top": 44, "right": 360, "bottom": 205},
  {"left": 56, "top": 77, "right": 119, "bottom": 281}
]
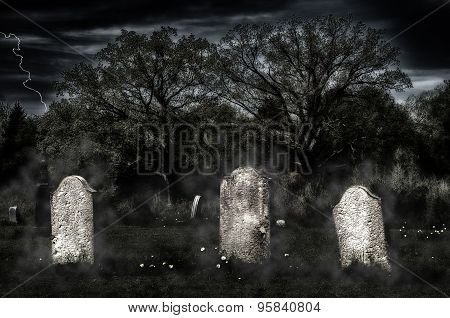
[{"left": 0, "top": 16, "right": 449, "bottom": 227}]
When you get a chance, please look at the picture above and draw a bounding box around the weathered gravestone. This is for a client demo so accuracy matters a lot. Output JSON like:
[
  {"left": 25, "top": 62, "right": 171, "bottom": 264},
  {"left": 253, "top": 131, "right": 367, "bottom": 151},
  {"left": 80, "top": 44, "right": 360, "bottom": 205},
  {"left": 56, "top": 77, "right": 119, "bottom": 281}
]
[
  {"left": 220, "top": 167, "right": 270, "bottom": 263},
  {"left": 8, "top": 206, "right": 18, "bottom": 223},
  {"left": 51, "top": 176, "right": 96, "bottom": 264},
  {"left": 190, "top": 195, "right": 202, "bottom": 219},
  {"left": 333, "top": 185, "right": 391, "bottom": 271}
]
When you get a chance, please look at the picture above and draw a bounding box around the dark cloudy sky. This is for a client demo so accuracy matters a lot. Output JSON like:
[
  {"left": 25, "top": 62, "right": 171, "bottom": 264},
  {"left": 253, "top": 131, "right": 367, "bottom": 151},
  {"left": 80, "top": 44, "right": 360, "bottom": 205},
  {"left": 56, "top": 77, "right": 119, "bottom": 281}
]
[{"left": 0, "top": 0, "right": 449, "bottom": 114}]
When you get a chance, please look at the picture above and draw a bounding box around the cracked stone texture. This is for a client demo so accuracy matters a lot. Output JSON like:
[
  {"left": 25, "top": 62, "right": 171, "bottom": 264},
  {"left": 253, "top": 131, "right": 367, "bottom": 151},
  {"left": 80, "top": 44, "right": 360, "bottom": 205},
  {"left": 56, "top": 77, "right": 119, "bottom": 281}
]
[
  {"left": 220, "top": 167, "right": 270, "bottom": 264},
  {"left": 51, "top": 176, "right": 96, "bottom": 264},
  {"left": 333, "top": 186, "right": 391, "bottom": 271}
]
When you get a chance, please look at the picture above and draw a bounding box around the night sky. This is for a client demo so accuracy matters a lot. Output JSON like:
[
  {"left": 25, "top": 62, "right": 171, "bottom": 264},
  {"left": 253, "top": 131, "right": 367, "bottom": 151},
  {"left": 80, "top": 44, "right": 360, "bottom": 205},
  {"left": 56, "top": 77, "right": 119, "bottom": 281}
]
[{"left": 0, "top": 0, "right": 449, "bottom": 114}]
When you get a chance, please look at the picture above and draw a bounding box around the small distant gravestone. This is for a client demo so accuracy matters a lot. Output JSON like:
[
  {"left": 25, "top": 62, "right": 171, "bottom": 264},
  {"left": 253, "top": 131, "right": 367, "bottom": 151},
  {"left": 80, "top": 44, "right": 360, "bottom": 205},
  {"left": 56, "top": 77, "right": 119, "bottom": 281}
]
[
  {"left": 190, "top": 195, "right": 202, "bottom": 219},
  {"left": 333, "top": 186, "right": 391, "bottom": 271},
  {"left": 8, "top": 206, "right": 18, "bottom": 224},
  {"left": 220, "top": 167, "right": 270, "bottom": 263},
  {"left": 51, "top": 176, "right": 96, "bottom": 264}
]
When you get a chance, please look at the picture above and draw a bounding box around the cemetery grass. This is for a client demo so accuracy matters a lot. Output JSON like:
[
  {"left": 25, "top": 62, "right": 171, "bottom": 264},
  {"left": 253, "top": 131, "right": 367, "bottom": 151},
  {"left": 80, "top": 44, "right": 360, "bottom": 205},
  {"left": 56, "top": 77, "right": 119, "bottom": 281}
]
[{"left": 0, "top": 222, "right": 448, "bottom": 297}]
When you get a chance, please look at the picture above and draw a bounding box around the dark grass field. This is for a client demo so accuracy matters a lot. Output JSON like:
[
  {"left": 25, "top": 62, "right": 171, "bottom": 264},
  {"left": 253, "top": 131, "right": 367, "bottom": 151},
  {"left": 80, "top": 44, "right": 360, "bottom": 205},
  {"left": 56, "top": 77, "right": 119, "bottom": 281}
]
[{"left": 0, "top": 222, "right": 448, "bottom": 297}]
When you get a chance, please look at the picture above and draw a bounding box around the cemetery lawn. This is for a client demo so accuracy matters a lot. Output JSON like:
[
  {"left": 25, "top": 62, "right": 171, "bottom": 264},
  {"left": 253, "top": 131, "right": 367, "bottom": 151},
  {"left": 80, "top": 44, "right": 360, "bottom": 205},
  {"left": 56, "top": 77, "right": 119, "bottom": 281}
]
[{"left": 0, "top": 223, "right": 448, "bottom": 297}]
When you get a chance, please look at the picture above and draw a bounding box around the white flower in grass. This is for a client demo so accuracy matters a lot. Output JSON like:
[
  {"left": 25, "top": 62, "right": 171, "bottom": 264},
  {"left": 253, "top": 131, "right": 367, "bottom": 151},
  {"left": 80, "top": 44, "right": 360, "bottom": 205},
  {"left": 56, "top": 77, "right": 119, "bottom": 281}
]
[
  {"left": 169, "top": 265, "right": 174, "bottom": 269},
  {"left": 200, "top": 247, "right": 205, "bottom": 252},
  {"left": 216, "top": 264, "right": 221, "bottom": 269},
  {"left": 221, "top": 256, "right": 226, "bottom": 261},
  {"left": 140, "top": 263, "right": 144, "bottom": 268},
  {"left": 284, "top": 253, "right": 289, "bottom": 257}
]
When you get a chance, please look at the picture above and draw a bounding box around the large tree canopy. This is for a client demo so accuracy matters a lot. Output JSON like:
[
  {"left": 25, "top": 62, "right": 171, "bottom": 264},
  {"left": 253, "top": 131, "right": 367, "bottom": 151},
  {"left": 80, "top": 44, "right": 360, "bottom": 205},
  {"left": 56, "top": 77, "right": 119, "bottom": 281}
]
[
  {"left": 52, "top": 17, "right": 413, "bottom": 175},
  {"left": 55, "top": 27, "right": 212, "bottom": 125},
  {"left": 212, "top": 15, "right": 412, "bottom": 163}
]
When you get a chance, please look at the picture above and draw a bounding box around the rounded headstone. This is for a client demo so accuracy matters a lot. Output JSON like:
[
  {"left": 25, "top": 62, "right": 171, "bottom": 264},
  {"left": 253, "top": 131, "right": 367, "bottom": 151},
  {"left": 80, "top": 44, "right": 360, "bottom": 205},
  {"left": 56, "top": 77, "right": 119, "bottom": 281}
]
[
  {"left": 8, "top": 206, "right": 17, "bottom": 224},
  {"left": 51, "top": 176, "right": 96, "bottom": 264},
  {"left": 333, "top": 185, "right": 390, "bottom": 271},
  {"left": 220, "top": 167, "right": 270, "bottom": 263},
  {"left": 190, "top": 195, "right": 202, "bottom": 219}
]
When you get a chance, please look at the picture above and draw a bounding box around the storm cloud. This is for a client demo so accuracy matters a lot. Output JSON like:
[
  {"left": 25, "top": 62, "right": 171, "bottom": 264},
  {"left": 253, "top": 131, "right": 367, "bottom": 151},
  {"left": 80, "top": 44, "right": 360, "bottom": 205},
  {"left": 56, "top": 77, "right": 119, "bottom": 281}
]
[{"left": 0, "top": 0, "right": 449, "bottom": 113}]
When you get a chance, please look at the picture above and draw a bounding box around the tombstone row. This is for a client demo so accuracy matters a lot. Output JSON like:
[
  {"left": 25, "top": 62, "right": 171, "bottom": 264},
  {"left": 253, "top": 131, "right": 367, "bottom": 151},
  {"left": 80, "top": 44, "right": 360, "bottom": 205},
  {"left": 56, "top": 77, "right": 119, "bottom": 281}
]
[
  {"left": 219, "top": 167, "right": 390, "bottom": 271},
  {"left": 44, "top": 168, "right": 390, "bottom": 271}
]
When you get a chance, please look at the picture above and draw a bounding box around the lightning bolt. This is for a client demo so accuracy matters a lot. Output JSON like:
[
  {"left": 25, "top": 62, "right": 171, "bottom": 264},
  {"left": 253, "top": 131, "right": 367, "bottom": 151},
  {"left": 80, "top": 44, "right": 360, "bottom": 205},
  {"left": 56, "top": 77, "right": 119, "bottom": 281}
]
[{"left": 0, "top": 32, "right": 48, "bottom": 112}]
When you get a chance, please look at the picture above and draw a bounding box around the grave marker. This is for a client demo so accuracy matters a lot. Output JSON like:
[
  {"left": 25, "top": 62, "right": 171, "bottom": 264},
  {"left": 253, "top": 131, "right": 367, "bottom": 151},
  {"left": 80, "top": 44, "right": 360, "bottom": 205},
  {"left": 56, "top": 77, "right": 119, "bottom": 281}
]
[
  {"left": 333, "top": 186, "right": 390, "bottom": 271},
  {"left": 8, "top": 206, "right": 17, "bottom": 223},
  {"left": 220, "top": 167, "right": 270, "bottom": 263},
  {"left": 51, "top": 176, "right": 96, "bottom": 264}
]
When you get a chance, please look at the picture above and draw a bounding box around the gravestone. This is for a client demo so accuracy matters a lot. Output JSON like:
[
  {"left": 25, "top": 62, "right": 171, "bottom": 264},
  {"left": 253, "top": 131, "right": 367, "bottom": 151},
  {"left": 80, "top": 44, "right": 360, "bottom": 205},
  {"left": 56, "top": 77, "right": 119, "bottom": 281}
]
[
  {"left": 220, "top": 167, "right": 270, "bottom": 263},
  {"left": 8, "top": 206, "right": 17, "bottom": 223},
  {"left": 190, "top": 195, "right": 202, "bottom": 219},
  {"left": 333, "top": 185, "right": 391, "bottom": 271},
  {"left": 51, "top": 176, "right": 96, "bottom": 264}
]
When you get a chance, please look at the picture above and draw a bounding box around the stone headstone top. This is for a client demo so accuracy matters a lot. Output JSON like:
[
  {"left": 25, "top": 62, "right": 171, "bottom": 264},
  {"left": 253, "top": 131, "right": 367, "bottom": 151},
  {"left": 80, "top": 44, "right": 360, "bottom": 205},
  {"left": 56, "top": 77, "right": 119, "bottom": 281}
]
[{"left": 8, "top": 206, "right": 17, "bottom": 224}]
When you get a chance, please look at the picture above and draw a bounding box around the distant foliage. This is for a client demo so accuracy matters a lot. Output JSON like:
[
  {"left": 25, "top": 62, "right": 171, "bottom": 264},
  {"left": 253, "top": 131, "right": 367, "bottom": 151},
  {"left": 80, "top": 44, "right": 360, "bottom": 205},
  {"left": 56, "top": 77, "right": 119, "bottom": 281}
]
[
  {"left": 407, "top": 80, "right": 450, "bottom": 176},
  {"left": 0, "top": 102, "right": 37, "bottom": 183},
  {"left": 1, "top": 18, "right": 448, "bottom": 227},
  {"left": 351, "top": 149, "right": 450, "bottom": 226}
]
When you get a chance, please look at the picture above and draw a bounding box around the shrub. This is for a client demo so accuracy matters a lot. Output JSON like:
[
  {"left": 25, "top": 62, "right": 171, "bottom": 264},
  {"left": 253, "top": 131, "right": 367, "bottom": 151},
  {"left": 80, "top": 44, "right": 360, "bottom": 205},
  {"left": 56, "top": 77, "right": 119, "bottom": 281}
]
[
  {"left": 282, "top": 148, "right": 449, "bottom": 227},
  {"left": 350, "top": 149, "right": 449, "bottom": 226}
]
